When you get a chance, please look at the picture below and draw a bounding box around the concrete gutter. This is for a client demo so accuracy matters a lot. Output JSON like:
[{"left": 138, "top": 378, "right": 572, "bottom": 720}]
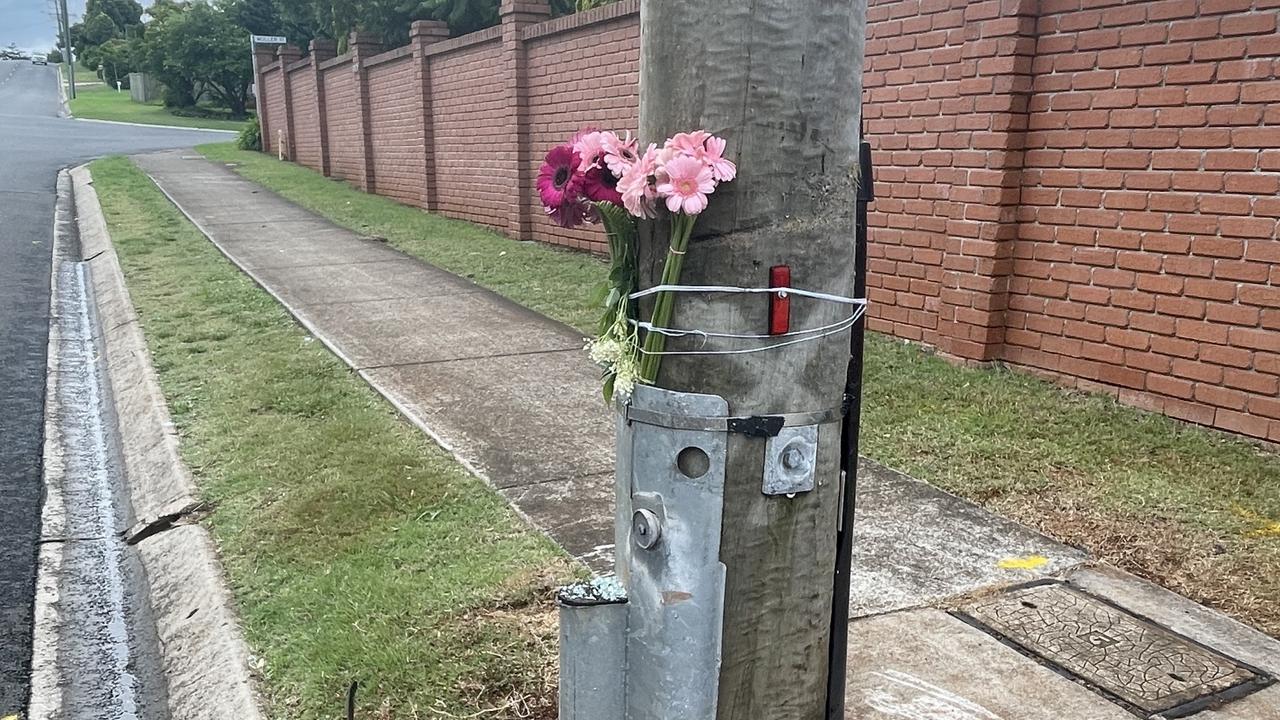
[{"left": 31, "top": 165, "right": 265, "bottom": 720}]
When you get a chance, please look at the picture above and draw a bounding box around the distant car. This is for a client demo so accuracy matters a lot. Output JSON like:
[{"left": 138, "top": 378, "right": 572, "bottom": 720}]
[{"left": 32, "top": 54, "right": 47, "bottom": 65}]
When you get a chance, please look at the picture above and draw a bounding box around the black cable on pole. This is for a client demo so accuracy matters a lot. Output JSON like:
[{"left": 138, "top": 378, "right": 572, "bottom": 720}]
[{"left": 825, "top": 138, "right": 874, "bottom": 720}]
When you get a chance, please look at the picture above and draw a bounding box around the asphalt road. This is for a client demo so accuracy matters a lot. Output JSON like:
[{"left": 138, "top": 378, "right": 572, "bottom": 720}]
[{"left": 0, "top": 60, "right": 234, "bottom": 715}]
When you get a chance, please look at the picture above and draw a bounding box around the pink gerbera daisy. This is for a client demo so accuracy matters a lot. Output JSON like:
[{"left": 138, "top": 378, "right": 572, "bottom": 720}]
[
  {"left": 572, "top": 129, "right": 610, "bottom": 173},
  {"left": 656, "top": 155, "right": 716, "bottom": 215},
  {"left": 701, "top": 135, "right": 737, "bottom": 182},
  {"left": 602, "top": 131, "right": 640, "bottom": 176},
  {"left": 667, "top": 131, "right": 711, "bottom": 155},
  {"left": 619, "top": 143, "right": 660, "bottom": 218},
  {"left": 668, "top": 131, "right": 736, "bottom": 182}
]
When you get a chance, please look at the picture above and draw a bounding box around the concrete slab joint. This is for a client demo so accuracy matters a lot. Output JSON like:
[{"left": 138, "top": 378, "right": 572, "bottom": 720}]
[{"left": 32, "top": 165, "right": 267, "bottom": 720}]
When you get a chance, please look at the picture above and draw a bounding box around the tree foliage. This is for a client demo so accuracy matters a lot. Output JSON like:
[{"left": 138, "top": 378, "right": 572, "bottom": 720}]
[
  {"left": 87, "top": 0, "right": 143, "bottom": 34},
  {"left": 142, "top": 2, "right": 254, "bottom": 117},
  {"left": 67, "top": 0, "right": 144, "bottom": 79},
  {"left": 77, "top": 12, "right": 120, "bottom": 47},
  {"left": 112, "top": 0, "right": 616, "bottom": 117},
  {"left": 94, "top": 39, "right": 136, "bottom": 87},
  {"left": 218, "top": 0, "right": 616, "bottom": 51}
]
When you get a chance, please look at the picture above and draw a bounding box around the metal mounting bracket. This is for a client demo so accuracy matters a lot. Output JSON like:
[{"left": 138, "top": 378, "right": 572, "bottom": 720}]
[{"left": 762, "top": 424, "right": 818, "bottom": 496}]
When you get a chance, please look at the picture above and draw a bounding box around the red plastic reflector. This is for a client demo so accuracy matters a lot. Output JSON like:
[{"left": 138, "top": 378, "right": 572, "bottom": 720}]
[{"left": 769, "top": 265, "right": 791, "bottom": 335}]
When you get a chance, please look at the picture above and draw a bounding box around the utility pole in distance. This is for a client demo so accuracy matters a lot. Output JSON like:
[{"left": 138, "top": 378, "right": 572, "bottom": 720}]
[
  {"left": 637, "top": 2, "right": 867, "bottom": 719},
  {"left": 56, "top": 0, "right": 75, "bottom": 99}
]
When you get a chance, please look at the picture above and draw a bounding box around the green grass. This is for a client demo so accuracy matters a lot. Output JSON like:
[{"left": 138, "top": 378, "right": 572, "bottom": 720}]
[
  {"left": 70, "top": 84, "right": 246, "bottom": 131},
  {"left": 91, "top": 155, "right": 571, "bottom": 719},
  {"left": 199, "top": 143, "right": 606, "bottom": 332},
  {"left": 198, "top": 142, "right": 1280, "bottom": 634}
]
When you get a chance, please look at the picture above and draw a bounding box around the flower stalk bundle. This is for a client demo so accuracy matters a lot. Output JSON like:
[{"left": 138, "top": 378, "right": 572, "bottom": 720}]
[{"left": 538, "top": 129, "right": 736, "bottom": 401}]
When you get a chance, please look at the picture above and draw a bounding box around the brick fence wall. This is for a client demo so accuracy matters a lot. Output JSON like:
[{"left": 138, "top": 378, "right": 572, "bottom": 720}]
[
  {"left": 253, "top": 0, "right": 1279, "bottom": 443},
  {"left": 254, "top": 0, "right": 638, "bottom": 254}
]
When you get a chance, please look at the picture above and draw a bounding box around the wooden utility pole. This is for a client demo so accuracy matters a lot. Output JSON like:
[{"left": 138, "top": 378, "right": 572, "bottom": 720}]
[
  {"left": 637, "top": 2, "right": 867, "bottom": 718},
  {"left": 57, "top": 0, "right": 75, "bottom": 99}
]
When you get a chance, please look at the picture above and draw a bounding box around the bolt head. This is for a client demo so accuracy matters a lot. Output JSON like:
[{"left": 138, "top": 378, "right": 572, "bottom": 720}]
[
  {"left": 632, "top": 509, "right": 661, "bottom": 550},
  {"left": 781, "top": 444, "right": 805, "bottom": 470}
]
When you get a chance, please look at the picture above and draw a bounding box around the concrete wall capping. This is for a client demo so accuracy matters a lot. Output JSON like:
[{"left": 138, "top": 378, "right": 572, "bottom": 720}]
[
  {"left": 424, "top": 27, "right": 502, "bottom": 57},
  {"left": 318, "top": 51, "right": 354, "bottom": 71},
  {"left": 367, "top": 45, "right": 415, "bottom": 67},
  {"left": 254, "top": 0, "right": 1280, "bottom": 442},
  {"left": 521, "top": 0, "right": 640, "bottom": 41},
  {"left": 286, "top": 57, "right": 312, "bottom": 74}
]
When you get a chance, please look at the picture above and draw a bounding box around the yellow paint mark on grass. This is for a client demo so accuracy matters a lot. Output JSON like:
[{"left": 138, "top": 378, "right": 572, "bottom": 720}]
[
  {"left": 1233, "top": 505, "right": 1280, "bottom": 539},
  {"left": 4, "top": 713, "right": 21, "bottom": 720},
  {"left": 1248, "top": 522, "right": 1280, "bottom": 539},
  {"left": 998, "top": 554, "right": 1049, "bottom": 570}
]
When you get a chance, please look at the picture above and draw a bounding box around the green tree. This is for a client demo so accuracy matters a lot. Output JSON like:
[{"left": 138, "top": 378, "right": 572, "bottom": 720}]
[
  {"left": 77, "top": 11, "right": 120, "bottom": 46},
  {"left": 97, "top": 38, "right": 135, "bottom": 87},
  {"left": 47, "top": 48, "right": 64, "bottom": 63},
  {"left": 222, "top": 0, "right": 282, "bottom": 36},
  {"left": 146, "top": 0, "right": 190, "bottom": 23},
  {"left": 86, "top": 0, "right": 143, "bottom": 34},
  {"left": 143, "top": 3, "right": 254, "bottom": 116}
]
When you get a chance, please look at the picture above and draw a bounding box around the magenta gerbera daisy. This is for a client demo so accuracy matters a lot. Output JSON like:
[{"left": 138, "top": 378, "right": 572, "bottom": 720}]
[
  {"left": 582, "top": 166, "right": 623, "bottom": 205},
  {"left": 538, "top": 144, "right": 591, "bottom": 228},
  {"left": 538, "top": 144, "right": 583, "bottom": 208}
]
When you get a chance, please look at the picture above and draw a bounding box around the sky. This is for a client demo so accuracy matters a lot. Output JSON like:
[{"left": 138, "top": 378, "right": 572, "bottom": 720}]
[{"left": 1, "top": 0, "right": 88, "bottom": 52}]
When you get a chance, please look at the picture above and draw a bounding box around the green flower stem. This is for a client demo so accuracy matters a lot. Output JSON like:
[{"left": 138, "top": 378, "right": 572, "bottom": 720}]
[{"left": 639, "top": 212, "right": 696, "bottom": 384}]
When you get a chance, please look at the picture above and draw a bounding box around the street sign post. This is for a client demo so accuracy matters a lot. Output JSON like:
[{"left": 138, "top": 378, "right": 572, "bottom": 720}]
[{"left": 248, "top": 34, "right": 287, "bottom": 126}]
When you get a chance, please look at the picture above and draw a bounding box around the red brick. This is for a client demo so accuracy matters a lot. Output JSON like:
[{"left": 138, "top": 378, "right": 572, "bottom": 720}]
[
  {"left": 1240, "top": 285, "right": 1280, "bottom": 308},
  {"left": 1221, "top": 12, "right": 1278, "bottom": 36},
  {"left": 1147, "top": 373, "right": 1194, "bottom": 399},
  {"left": 1195, "top": 384, "right": 1248, "bottom": 410},
  {"left": 1155, "top": 296, "right": 1206, "bottom": 318},
  {"left": 1214, "top": 409, "right": 1273, "bottom": 438},
  {"left": 1200, "top": 343, "right": 1253, "bottom": 368},
  {"left": 1229, "top": 327, "right": 1276, "bottom": 350},
  {"left": 1172, "top": 358, "right": 1225, "bottom": 384},
  {"left": 1224, "top": 368, "right": 1279, "bottom": 394},
  {"left": 1220, "top": 217, "right": 1278, "bottom": 239}
]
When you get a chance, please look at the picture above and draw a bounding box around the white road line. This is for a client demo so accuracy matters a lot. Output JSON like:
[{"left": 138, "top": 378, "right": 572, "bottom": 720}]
[{"left": 71, "top": 117, "right": 237, "bottom": 133}]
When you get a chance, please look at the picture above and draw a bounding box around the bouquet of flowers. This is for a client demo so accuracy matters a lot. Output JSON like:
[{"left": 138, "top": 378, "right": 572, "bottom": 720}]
[{"left": 538, "top": 128, "right": 736, "bottom": 401}]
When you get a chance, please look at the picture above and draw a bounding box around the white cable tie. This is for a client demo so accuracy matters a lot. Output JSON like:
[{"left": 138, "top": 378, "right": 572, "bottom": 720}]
[
  {"left": 629, "top": 284, "right": 866, "bottom": 307},
  {"left": 634, "top": 306, "right": 867, "bottom": 357},
  {"left": 630, "top": 306, "right": 861, "bottom": 340}
]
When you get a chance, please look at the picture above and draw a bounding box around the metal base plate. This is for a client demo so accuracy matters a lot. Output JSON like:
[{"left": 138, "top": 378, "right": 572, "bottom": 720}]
[{"left": 954, "top": 582, "right": 1272, "bottom": 717}]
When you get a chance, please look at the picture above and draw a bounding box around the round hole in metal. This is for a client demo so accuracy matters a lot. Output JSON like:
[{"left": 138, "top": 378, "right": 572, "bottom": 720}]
[{"left": 676, "top": 446, "right": 710, "bottom": 479}]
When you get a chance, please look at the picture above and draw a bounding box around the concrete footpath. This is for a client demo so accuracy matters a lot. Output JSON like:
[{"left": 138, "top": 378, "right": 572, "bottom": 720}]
[{"left": 132, "top": 150, "right": 1280, "bottom": 720}]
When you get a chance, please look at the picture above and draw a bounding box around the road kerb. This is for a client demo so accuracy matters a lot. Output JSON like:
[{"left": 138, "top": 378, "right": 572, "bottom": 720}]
[{"left": 67, "top": 164, "right": 265, "bottom": 720}]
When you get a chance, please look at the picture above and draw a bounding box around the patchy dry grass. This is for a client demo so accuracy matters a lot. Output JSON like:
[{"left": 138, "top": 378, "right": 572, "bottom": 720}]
[{"left": 1002, "top": 493, "right": 1280, "bottom": 636}]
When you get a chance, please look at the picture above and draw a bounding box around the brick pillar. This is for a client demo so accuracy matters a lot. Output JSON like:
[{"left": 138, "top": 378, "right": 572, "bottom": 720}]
[
  {"left": 410, "top": 20, "right": 450, "bottom": 212},
  {"left": 500, "top": 0, "right": 551, "bottom": 240},
  {"left": 933, "top": 0, "right": 1039, "bottom": 363},
  {"left": 348, "top": 31, "right": 382, "bottom": 192},
  {"left": 276, "top": 44, "right": 302, "bottom": 160},
  {"left": 253, "top": 44, "right": 277, "bottom": 153},
  {"left": 309, "top": 39, "right": 338, "bottom": 176}
]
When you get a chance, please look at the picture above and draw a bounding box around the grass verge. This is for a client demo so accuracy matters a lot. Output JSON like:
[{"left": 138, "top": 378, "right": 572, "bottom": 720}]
[
  {"left": 70, "top": 84, "right": 246, "bottom": 131},
  {"left": 198, "top": 142, "right": 1280, "bottom": 635},
  {"left": 198, "top": 142, "right": 605, "bottom": 332},
  {"left": 91, "top": 155, "right": 572, "bottom": 719}
]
